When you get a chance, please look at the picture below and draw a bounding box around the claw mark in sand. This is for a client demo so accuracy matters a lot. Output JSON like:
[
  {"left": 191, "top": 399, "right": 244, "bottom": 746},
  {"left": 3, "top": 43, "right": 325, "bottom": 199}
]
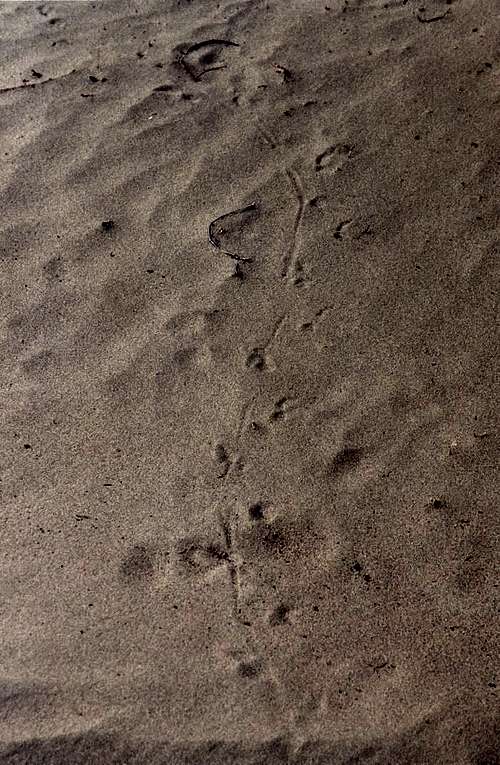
[
  {"left": 208, "top": 203, "right": 258, "bottom": 262},
  {"left": 220, "top": 515, "right": 243, "bottom": 618},
  {"left": 282, "top": 169, "right": 305, "bottom": 282},
  {"left": 246, "top": 315, "right": 286, "bottom": 371}
]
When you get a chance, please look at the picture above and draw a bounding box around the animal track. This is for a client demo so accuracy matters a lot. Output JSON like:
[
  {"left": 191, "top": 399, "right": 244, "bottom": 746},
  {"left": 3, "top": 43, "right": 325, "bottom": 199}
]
[
  {"left": 273, "top": 63, "right": 294, "bottom": 83},
  {"left": 213, "top": 442, "right": 231, "bottom": 478},
  {"left": 175, "top": 537, "right": 229, "bottom": 574},
  {"left": 333, "top": 219, "right": 353, "bottom": 240},
  {"left": 282, "top": 168, "right": 305, "bottom": 283},
  {"left": 271, "top": 397, "right": 288, "bottom": 421},
  {"left": 292, "top": 259, "right": 311, "bottom": 287},
  {"left": 354, "top": 225, "right": 374, "bottom": 241},
  {"left": 328, "top": 446, "right": 363, "bottom": 479},
  {"left": 269, "top": 603, "right": 290, "bottom": 626},
  {"left": 242, "top": 520, "right": 286, "bottom": 556},
  {"left": 120, "top": 545, "right": 155, "bottom": 580},
  {"left": 299, "top": 306, "right": 332, "bottom": 332},
  {"left": 270, "top": 395, "right": 315, "bottom": 423},
  {"left": 218, "top": 516, "right": 246, "bottom": 622},
  {"left": 246, "top": 348, "right": 266, "bottom": 370},
  {"left": 245, "top": 316, "right": 285, "bottom": 371},
  {"left": 315, "top": 143, "right": 353, "bottom": 172},
  {"left": 237, "top": 657, "right": 263, "bottom": 678}
]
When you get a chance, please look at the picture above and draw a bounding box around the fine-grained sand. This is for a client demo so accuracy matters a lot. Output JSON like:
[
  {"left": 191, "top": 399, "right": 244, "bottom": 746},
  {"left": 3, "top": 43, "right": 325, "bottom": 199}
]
[{"left": 0, "top": 1, "right": 498, "bottom": 763}]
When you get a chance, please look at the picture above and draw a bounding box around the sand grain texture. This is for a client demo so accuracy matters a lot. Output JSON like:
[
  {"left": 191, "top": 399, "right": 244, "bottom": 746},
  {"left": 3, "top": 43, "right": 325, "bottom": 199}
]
[{"left": 0, "top": 0, "right": 498, "bottom": 763}]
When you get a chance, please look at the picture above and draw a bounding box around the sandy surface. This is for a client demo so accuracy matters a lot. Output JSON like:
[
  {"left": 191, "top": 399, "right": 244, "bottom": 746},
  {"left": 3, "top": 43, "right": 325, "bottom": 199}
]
[{"left": 0, "top": 0, "right": 498, "bottom": 762}]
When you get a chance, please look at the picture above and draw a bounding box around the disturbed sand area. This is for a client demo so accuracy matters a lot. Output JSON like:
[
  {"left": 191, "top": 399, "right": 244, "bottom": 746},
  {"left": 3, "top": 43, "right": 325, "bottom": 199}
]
[{"left": 0, "top": 0, "right": 498, "bottom": 762}]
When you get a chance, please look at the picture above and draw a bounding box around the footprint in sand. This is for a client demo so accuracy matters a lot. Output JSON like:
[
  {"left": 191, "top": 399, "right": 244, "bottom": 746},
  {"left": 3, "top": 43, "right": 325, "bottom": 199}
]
[
  {"left": 178, "top": 39, "right": 240, "bottom": 82},
  {"left": 315, "top": 143, "right": 353, "bottom": 172},
  {"left": 174, "top": 537, "right": 229, "bottom": 575}
]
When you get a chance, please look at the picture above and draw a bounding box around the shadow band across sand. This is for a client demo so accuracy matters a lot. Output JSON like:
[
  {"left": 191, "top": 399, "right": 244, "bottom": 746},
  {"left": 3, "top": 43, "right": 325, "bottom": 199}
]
[{"left": 1, "top": 712, "right": 498, "bottom": 765}]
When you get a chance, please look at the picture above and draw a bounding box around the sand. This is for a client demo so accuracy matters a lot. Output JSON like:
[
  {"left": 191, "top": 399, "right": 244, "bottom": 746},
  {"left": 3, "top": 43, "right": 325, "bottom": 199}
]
[{"left": 0, "top": 0, "right": 498, "bottom": 762}]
